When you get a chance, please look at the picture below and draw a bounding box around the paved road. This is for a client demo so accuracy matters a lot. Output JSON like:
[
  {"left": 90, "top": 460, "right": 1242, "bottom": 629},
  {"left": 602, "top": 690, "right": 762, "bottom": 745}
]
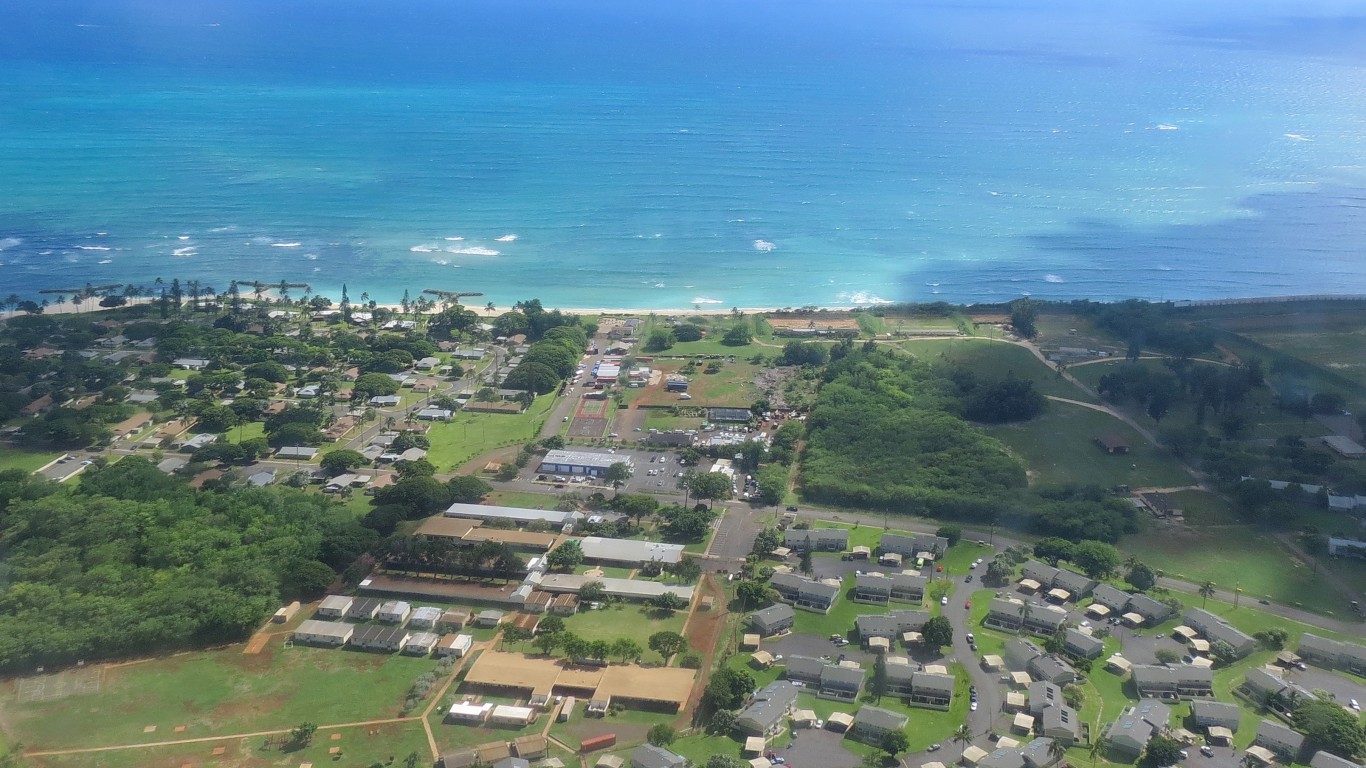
[{"left": 941, "top": 576, "right": 1002, "bottom": 741}]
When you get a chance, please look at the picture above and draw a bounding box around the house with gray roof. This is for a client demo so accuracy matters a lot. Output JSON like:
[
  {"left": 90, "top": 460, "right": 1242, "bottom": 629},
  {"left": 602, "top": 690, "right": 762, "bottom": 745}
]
[
  {"left": 1310, "top": 752, "right": 1363, "bottom": 768},
  {"left": 1022, "top": 738, "right": 1062, "bottom": 768},
  {"left": 856, "top": 610, "right": 930, "bottom": 644},
  {"left": 736, "top": 681, "right": 798, "bottom": 736},
  {"left": 1105, "top": 700, "right": 1171, "bottom": 758},
  {"left": 885, "top": 663, "right": 918, "bottom": 697},
  {"left": 769, "top": 572, "right": 841, "bottom": 613},
  {"left": 317, "top": 594, "right": 354, "bottom": 619},
  {"left": 783, "top": 528, "right": 848, "bottom": 552},
  {"left": 1132, "top": 665, "right": 1179, "bottom": 700},
  {"left": 1125, "top": 593, "right": 1175, "bottom": 624},
  {"left": 1298, "top": 633, "right": 1366, "bottom": 675},
  {"left": 1023, "top": 605, "right": 1069, "bottom": 637},
  {"left": 1254, "top": 720, "right": 1306, "bottom": 761},
  {"left": 1051, "top": 569, "right": 1098, "bottom": 600},
  {"left": 580, "top": 537, "right": 685, "bottom": 567},
  {"left": 1027, "top": 654, "right": 1078, "bottom": 686},
  {"left": 1028, "top": 681, "right": 1064, "bottom": 715},
  {"left": 1006, "top": 638, "right": 1046, "bottom": 671},
  {"left": 782, "top": 655, "right": 864, "bottom": 701},
  {"left": 1041, "top": 705, "right": 1080, "bottom": 744},
  {"left": 986, "top": 597, "right": 1027, "bottom": 632},
  {"left": 346, "top": 597, "right": 382, "bottom": 621},
  {"left": 749, "top": 603, "right": 795, "bottom": 636},
  {"left": 1091, "top": 584, "right": 1132, "bottom": 612},
  {"left": 890, "top": 572, "right": 927, "bottom": 603},
  {"left": 851, "top": 706, "right": 909, "bottom": 744},
  {"left": 853, "top": 572, "right": 892, "bottom": 605},
  {"left": 350, "top": 625, "right": 411, "bottom": 653},
  {"left": 879, "top": 533, "right": 949, "bottom": 557},
  {"left": 909, "top": 671, "right": 955, "bottom": 710},
  {"left": 630, "top": 744, "right": 687, "bottom": 768},
  {"left": 1021, "top": 560, "right": 1060, "bottom": 585},
  {"left": 1183, "top": 608, "right": 1256, "bottom": 658},
  {"left": 1191, "top": 700, "right": 1241, "bottom": 732},
  {"left": 1062, "top": 629, "right": 1104, "bottom": 660},
  {"left": 783, "top": 655, "right": 826, "bottom": 684},
  {"left": 980, "top": 749, "right": 1029, "bottom": 768},
  {"left": 294, "top": 619, "right": 355, "bottom": 647}
]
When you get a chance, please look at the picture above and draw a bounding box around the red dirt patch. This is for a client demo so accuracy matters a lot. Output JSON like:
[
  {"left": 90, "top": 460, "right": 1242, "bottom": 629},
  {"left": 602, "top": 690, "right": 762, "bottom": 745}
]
[{"left": 676, "top": 574, "right": 727, "bottom": 728}]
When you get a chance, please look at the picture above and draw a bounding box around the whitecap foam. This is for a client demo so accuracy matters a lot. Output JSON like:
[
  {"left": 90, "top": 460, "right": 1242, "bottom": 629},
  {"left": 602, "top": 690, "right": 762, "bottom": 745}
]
[
  {"left": 305, "top": 254, "right": 318, "bottom": 260},
  {"left": 0, "top": 237, "right": 20, "bottom": 250},
  {"left": 753, "top": 239, "right": 776, "bottom": 252},
  {"left": 271, "top": 242, "right": 302, "bottom": 247},
  {"left": 494, "top": 234, "right": 518, "bottom": 242},
  {"left": 178, "top": 235, "right": 190, "bottom": 241},
  {"left": 410, "top": 244, "right": 439, "bottom": 253},
  {"left": 1044, "top": 273, "right": 1065, "bottom": 283},
  {"left": 209, "top": 226, "right": 234, "bottom": 233},
  {"left": 445, "top": 246, "right": 499, "bottom": 256},
  {"left": 75, "top": 245, "right": 111, "bottom": 251},
  {"left": 433, "top": 258, "right": 450, "bottom": 266},
  {"left": 837, "top": 291, "right": 892, "bottom": 305},
  {"left": 691, "top": 297, "right": 724, "bottom": 305},
  {"left": 172, "top": 247, "right": 196, "bottom": 257},
  {"left": 97, "top": 259, "right": 112, "bottom": 265},
  {"left": 1284, "top": 133, "right": 1312, "bottom": 142},
  {"left": 653, "top": 282, "right": 666, "bottom": 288},
  {"left": 1156, "top": 124, "right": 1179, "bottom": 131},
  {"left": 444, "top": 236, "right": 464, "bottom": 241}
]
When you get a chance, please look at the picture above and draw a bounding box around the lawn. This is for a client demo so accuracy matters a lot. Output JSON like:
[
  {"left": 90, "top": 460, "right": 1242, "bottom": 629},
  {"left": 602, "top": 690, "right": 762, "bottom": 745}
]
[
  {"left": 984, "top": 400, "right": 1194, "bottom": 489},
  {"left": 791, "top": 574, "right": 887, "bottom": 640},
  {"left": 426, "top": 691, "right": 543, "bottom": 755},
  {"left": 2, "top": 644, "right": 438, "bottom": 752},
  {"left": 643, "top": 410, "right": 705, "bottom": 432},
  {"left": 227, "top": 419, "right": 266, "bottom": 444},
  {"left": 0, "top": 446, "right": 59, "bottom": 474},
  {"left": 555, "top": 604, "right": 688, "bottom": 661},
  {"left": 424, "top": 392, "right": 557, "bottom": 470},
  {"left": 1118, "top": 516, "right": 1353, "bottom": 616},
  {"left": 482, "top": 489, "right": 561, "bottom": 509},
  {"left": 906, "top": 337, "right": 1097, "bottom": 401},
  {"left": 1210, "top": 305, "right": 1366, "bottom": 391}
]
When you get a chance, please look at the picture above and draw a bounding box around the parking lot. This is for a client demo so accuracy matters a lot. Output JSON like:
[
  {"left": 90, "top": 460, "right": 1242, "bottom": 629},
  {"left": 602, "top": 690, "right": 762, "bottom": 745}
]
[
  {"left": 522, "top": 446, "right": 688, "bottom": 496},
  {"left": 1283, "top": 666, "right": 1366, "bottom": 709},
  {"left": 36, "top": 454, "right": 96, "bottom": 483}
]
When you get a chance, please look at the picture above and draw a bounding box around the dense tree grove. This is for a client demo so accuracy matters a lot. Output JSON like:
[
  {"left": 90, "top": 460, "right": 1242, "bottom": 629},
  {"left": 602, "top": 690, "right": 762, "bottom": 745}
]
[
  {"left": 800, "top": 349, "right": 1026, "bottom": 516},
  {"left": 0, "top": 459, "right": 374, "bottom": 672}
]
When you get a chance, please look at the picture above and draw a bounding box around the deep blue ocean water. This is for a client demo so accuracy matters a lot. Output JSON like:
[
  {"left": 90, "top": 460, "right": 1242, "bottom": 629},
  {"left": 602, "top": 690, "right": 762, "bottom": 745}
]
[{"left": 3, "top": 0, "right": 1366, "bottom": 309}]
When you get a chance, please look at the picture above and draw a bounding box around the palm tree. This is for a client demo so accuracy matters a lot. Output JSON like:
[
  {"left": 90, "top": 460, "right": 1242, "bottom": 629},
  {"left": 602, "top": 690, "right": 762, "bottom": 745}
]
[
  {"left": 485, "top": 302, "right": 496, "bottom": 313},
  {"left": 1199, "top": 581, "right": 1216, "bottom": 608},
  {"left": 953, "top": 724, "right": 972, "bottom": 760},
  {"left": 1091, "top": 735, "right": 1110, "bottom": 766},
  {"left": 1049, "top": 736, "right": 1069, "bottom": 765}
]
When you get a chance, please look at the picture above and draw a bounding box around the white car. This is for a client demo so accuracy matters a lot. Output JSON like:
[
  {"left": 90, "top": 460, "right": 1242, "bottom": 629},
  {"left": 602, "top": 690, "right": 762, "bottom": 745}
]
[
  {"left": 941, "top": 596, "right": 949, "bottom": 606},
  {"left": 970, "top": 701, "right": 978, "bottom": 711},
  {"left": 1351, "top": 698, "right": 1360, "bottom": 711}
]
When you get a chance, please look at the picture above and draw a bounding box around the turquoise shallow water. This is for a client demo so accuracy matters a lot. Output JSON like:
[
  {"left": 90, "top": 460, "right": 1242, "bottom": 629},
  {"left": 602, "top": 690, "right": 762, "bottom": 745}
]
[{"left": 3, "top": 0, "right": 1366, "bottom": 308}]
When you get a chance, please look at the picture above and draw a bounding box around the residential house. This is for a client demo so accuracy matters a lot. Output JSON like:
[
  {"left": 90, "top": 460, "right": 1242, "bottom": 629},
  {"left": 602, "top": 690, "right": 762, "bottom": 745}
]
[
  {"left": 1051, "top": 570, "right": 1098, "bottom": 601},
  {"left": 1125, "top": 594, "right": 1176, "bottom": 625},
  {"left": 1041, "top": 705, "right": 1081, "bottom": 744},
  {"left": 855, "top": 610, "right": 930, "bottom": 645},
  {"left": 630, "top": 744, "right": 687, "bottom": 768},
  {"left": 1105, "top": 700, "right": 1171, "bottom": 758},
  {"left": 1132, "top": 665, "right": 1179, "bottom": 700},
  {"left": 350, "top": 625, "right": 411, "bottom": 653},
  {"left": 736, "top": 681, "right": 798, "bottom": 737},
  {"left": 410, "top": 606, "right": 443, "bottom": 629},
  {"left": 294, "top": 619, "right": 355, "bottom": 647},
  {"left": 879, "top": 533, "right": 949, "bottom": 558},
  {"left": 783, "top": 528, "right": 849, "bottom": 552},
  {"left": 853, "top": 572, "right": 892, "bottom": 605},
  {"left": 1190, "top": 701, "right": 1241, "bottom": 732},
  {"left": 1028, "top": 682, "right": 1064, "bottom": 715},
  {"left": 1021, "top": 560, "right": 1061, "bottom": 586},
  {"left": 1309, "top": 752, "right": 1363, "bottom": 768},
  {"left": 1297, "top": 634, "right": 1366, "bottom": 675},
  {"left": 1062, "top": 629, "right": 1104, "bottom": 660},
  {"left": 317, "top": 594, "right": 354, "bottom": 619},
  {"left": 436, "top": 634, "right": 473, "bottom": 658},
  {"left": 1006, "top": 639, "right": 1046, "bottom": 672},
  {"left": 1090, "top": 584, "right": 1132, "bottom": 613},
  {"left": 475, "top": 609, "right": 505, "bottom": 628},
  {"left": 1021, "top": 738, "right": 1063, "bottom": 768},
  {"left": 1027, "top": 654, "right": 1078, "bottom": 686},
  {"left": 783, "top": 656, "right": 864, "bottom": 701},
  {"left": 850, "top": 706, "right": 909, "bottom": 744},
  {"left": 750, "top": 604, "right": 796, "bottom": 636},
  {"left": 346, "top": 597, "right": 383, "bottom": 621},
  {"left": 908, "top": 671, "right": 955, "bottom": 710},
  {"left": 404, "top": 632, "right": 440, "bottom": 655},
  {"left": 890, "top": 572, "right": 927, "bottom": 604},
  {"left": 986, "top": 598, "right": 1028, "bottom": 632},
  {"left": 769, "top": 572, "right": 841, "bottom": 614},
  {"left": 1254, "top": 720, "right": 1306, "bottom": 761},
  {"left": 378, "top": 600, "right": 412, "bottom": 624},
  {"left": 1183, "top": 608, "right": 1257, "bottom": 658}
]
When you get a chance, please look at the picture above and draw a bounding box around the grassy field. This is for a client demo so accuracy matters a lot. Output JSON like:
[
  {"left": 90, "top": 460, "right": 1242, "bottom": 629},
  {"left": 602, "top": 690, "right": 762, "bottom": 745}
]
[
  {"left": 0, "top": 446, "right": 59, "bottom": 474},
  {"left": 984, "top": 400, "right": 1194, "bottom": 488},
  {"left": 2, "top": 644, "right": 437, "bottom": 752},
  {"left": 481, "top": 489, "right": 560, "bottom": 509},
  {"left": 1117, "top": 512, "right": 1355, "bottom": 616},
  {"left": 424, "top": 392, "right": 556, "bottom": 470},
  {"left": 26, "top": 720, "right": 433, "bottom": 768},
  {"left": 1209, "top": 307, "right": 1366, "bottom": 391},
  {"left": 906, "top": 337, "right": 1098, "bottom": 402},
  {"left": 643, "top": 410, "right": 705, "bottom": 432},
  {"left": 791, "top": 573, "right": 886, "bottom": 639},
  {"left": 555, "top": 604, "right": 688, "bottom": 661}
]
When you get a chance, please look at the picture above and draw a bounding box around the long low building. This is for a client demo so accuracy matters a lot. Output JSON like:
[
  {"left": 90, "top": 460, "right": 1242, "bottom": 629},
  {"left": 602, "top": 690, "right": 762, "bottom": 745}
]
[
  {"left": 442, "top": 502, "right": 584, "bottom": 528},
  {"left": 579, "top": 537, "right": 685, "bottom": 567},
  {"left": 538, "top": 449, "right": 631, "bottom": 478},
  {"left": 294, "top": 619, "right": 355, "bottom": 647},
  {"left": 537, "top": 574, "right": 695, "bottom": 602},
  {"left": 462, "top": 650, "right": 696, "bottom": 713}
]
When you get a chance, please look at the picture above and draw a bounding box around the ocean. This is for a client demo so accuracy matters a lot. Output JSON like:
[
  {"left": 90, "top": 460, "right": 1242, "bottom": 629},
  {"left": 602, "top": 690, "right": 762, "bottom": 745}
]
[{"left": 3, "top": 0, "right": 1366, "bottom": 309}]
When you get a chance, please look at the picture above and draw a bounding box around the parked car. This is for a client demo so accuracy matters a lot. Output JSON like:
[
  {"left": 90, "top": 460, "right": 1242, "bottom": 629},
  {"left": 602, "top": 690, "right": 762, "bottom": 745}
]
[
  {"left": 941, "top": 596, "right": 949, "bottom": 606},
  {"left": 1200, "top": 747, "right": 1215, "bottom": 757}
]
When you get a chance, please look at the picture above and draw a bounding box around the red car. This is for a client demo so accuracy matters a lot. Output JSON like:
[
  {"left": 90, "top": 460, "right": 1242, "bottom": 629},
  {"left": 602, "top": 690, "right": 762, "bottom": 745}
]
[{"left": 964, "top": 600, "right": 972, "bottom": 609}]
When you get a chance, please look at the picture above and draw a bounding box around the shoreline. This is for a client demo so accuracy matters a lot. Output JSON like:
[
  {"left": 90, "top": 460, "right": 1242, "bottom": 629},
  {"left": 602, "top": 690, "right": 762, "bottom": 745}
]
[{"left": 5, "top": 293, "right": 1366, "bottom": 322}]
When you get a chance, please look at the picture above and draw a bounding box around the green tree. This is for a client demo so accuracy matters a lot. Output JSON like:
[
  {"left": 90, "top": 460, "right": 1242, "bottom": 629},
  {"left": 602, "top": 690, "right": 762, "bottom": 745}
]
[
  {"left": 501, "top": 626, "right": 533, "bottom": 648},
  {"left": 647, "top": 723, "right": 677, "bottom": 747},
  {"left": 736, "top": 580, "right": 773, "bottom": 609},
  {"left": 447, "top": 475, "right": 492, "bottom": 503},
  {"left": 1125, "top": 562, "right": 1157, "bottom": 592},
  {"left": 1033, "top": 537, "right": 1075, "bottom": 566},
  {"left": 1294, "top": 698, "right": 1366, "bottom": 758},
  {"left": 1144, "top": 735, "right": 1184, "bottom": 767},
  {"left": 936, "top": 525, "right": 963, "bottom": 547},
  {"left": 286, "top": 722, "right": 318, "bottom": 751},
  {"left": 1198, "top": 581, "right": 1216, "bottom": 607},
  {"left": 881, "top": 730, "right": 910, "bottom": 759},
  {"left": 536, "top": 615, "right": 565, "bottom": 635},
  {"left": 579, "top": 580, "right": 606, "bottom": 603},
  {"left": 533, "top": 631, "right": 561, "bottom": 656},
  {"left": 707, "top": 710, "right": 740, "bottom": 736},
  {"left": 688, "top": 471, "right": 733, "bottom": 505},
  {"left": 320, "top": 449, "right": 368, "bottom": 476},
  {"left": 722, "top": 324, "right": 753, "bottom": 346},
  {"left": 352, "top": 372, "right": 400, "bottom": 401},
  {"left": 649, "top": 631, "right": 687, "bottom": 663},
  {"left": 871, "top": 653, "right": 888, "bottom": 703},
  {"left": 644, "top": 329, "right": 676, "bottom": 352},
  {"left": 799, "top": 546, "right": 813, "bottom": 576},
  {"left": 922, "top": 616, "right": 953, "bottom": 649},
  {"left": 1010, "top": 298, "right": 1039, "bottom": 338},
  {"left": 612, "top": 638, "right": 642, "bottom": 662},
  {"left": 547, "top": 539, "right": 584, "bottom": 571},
  {"left": 1069, "top": 540, "right": 1121, "bottom": 579},
  {"left": 604, "top": 461, "right": 633, "bottom": 495},
  {"left": 587, "top": 639, "right": 611, "bottom": 661},
  {"left": 667, "top": 556, "right": 702, "bottom": 584},
  {"left": 651, "top": 592, "right": 688, "bottom": 615},
  {"left": 702, "top": 666, "right": 755, "bottom": 711}
]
